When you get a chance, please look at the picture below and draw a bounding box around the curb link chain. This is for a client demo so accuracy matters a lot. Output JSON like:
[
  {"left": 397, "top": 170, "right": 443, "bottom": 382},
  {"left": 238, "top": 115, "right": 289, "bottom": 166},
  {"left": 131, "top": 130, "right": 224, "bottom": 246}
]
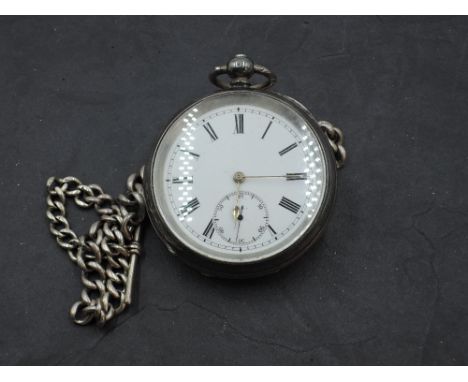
[
  {"left": 46, "top": 167, "right": 146, "bottom": 326},
  {"left": 318, "top": 120, "right": 347, "bottom": 169}
]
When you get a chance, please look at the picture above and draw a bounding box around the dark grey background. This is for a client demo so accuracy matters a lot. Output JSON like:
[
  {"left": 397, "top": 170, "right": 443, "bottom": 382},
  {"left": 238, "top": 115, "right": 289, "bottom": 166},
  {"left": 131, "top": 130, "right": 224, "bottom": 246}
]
[{"left": 1, "top": 16, "right": 467, "bottom": 365}]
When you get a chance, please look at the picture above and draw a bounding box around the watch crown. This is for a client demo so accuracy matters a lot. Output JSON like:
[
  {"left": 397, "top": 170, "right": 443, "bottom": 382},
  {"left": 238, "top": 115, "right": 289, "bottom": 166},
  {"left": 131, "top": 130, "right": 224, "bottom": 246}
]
[
  {"left": 226, "top": 54, "right": 255, "bottom": 82},
  {"left": 209, "top": 54, "right": 277, "bottom": 90}
]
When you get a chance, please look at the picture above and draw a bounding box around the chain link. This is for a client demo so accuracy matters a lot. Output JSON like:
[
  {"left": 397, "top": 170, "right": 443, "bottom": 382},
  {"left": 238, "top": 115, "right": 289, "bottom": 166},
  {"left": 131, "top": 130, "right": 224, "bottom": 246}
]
[
  {"left": 318, "top": 120, "right": 347, "bottom": 169},
  {"left": 46, "top": 167, "right": 146, "bottom": 325}
]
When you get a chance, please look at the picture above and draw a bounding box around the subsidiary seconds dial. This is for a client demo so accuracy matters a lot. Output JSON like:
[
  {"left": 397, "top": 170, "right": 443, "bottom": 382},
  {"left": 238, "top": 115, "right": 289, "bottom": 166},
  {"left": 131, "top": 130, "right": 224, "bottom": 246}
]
[{"left": 212, "top": 190, "right": 269, "bottom": 247}]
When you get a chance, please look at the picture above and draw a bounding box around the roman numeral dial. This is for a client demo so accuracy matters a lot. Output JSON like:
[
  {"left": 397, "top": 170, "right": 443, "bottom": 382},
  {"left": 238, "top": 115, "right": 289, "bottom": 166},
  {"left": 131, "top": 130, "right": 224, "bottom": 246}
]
[
  {"left": 279, "top": 196, "right": 301, "bottom": 214},
  {"left": 172, "top": 176, "right": 193, "bottom": 184},
  {"left": 261, "top": 121, "right": 273, "bottom": 139},
  {"left": 203, "top": 122, "right": 218, "bottom": 141},
  {"left": 234, "top": 114, "right": 244, "bottom": 134},
  {"left": 162, "top": 102, "right": 326, "bottom": 259},
  {"left": 279, "top": 142, "right": 298, "bottom": 156},
  {"left": 178, "top": 198, "right": 200, "bottom": 216},
  {"left": 202, "top": 219, "right": 215, "bottom": 239},
  {"left": 177, "top": 145, "right": 200, "bottom": 158}
]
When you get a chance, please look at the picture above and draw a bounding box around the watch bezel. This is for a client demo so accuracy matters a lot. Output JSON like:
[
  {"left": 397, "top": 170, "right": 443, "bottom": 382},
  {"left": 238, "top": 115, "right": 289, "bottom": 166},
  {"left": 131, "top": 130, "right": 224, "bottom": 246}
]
[{"left": 144, "top": 90, "right": 337, "bottom": 278}]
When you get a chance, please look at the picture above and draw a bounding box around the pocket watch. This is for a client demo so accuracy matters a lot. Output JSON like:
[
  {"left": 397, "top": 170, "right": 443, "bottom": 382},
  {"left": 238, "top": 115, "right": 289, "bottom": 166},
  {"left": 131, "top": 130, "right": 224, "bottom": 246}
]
[{"left": 46, "top": 54, "right": 346, "bottom": 325}]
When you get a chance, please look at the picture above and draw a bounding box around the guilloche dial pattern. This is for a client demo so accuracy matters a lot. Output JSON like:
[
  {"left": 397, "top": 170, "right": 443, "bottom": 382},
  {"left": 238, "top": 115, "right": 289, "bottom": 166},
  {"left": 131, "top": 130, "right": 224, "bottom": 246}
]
[{"left": 163, "top": 105, "right": 326, "bottom": 259}]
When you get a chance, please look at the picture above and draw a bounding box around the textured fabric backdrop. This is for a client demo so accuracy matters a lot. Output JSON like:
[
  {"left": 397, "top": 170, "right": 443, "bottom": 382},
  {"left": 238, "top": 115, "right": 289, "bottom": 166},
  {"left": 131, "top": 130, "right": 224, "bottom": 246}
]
[{"left": 1, "top": 16, "right": 467, "bottom": 365}]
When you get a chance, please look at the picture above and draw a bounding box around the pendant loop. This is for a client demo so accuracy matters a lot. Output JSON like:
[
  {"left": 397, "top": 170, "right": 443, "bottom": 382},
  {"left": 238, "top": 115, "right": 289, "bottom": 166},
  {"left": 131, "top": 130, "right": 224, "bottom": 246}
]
[{"left": 209, "top": 54, "right": 277, "bottom": 91}]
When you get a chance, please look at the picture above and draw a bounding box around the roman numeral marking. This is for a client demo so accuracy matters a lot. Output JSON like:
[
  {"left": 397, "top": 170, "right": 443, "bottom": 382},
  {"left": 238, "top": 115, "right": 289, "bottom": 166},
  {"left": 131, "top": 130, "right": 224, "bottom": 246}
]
[
  {"left": 172, "top": 176, "right": 193, "bottom": 184},
  {"left": 261, "top": 121, "right": 272, "bottom": 139},
  {"left": 234, "top": 114, "right": 244, "bottom": 134},
  {"left": 178, "top": 198, "right": 200, "bottom": 216},
  {"left": 279, "top": 142, "right": 298, "bottom": 156},
  {"left": 286, "top": 172, "right": 307, "bottom": 181},
  {"left": 267, "top": 225, "right": 277, "bottom": 235},
  {"left": 203, "top": 122, "right": 218, "bottom": 141},
  {"left": 202, "top": 219, "right": 215, "bottom": 239},
  {"left": 279, "top": 196, "right": 301, "bottom": 214},
  {"left": 177, "top": 145, "right": 200, "bottom": 158}
]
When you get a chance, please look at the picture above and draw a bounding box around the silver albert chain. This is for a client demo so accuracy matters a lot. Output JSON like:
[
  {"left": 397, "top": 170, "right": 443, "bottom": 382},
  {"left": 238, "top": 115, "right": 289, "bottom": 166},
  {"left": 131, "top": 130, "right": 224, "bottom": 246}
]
[{"left": 46, "top": 169, "right": 146, "bottom": 325}]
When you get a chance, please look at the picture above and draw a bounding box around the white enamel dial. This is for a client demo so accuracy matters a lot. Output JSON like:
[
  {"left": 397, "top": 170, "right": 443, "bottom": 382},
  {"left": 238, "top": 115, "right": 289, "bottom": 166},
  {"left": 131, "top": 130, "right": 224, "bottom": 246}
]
[{"left": 151, "top": 92, "right": 328, "bottom": 263}]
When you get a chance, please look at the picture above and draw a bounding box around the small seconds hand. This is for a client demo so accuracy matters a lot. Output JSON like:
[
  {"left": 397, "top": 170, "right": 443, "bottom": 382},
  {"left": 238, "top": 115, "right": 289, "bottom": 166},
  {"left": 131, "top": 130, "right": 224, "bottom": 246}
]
[{"left": 235, "top": 205, "right": 244, "bottom": 243}]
